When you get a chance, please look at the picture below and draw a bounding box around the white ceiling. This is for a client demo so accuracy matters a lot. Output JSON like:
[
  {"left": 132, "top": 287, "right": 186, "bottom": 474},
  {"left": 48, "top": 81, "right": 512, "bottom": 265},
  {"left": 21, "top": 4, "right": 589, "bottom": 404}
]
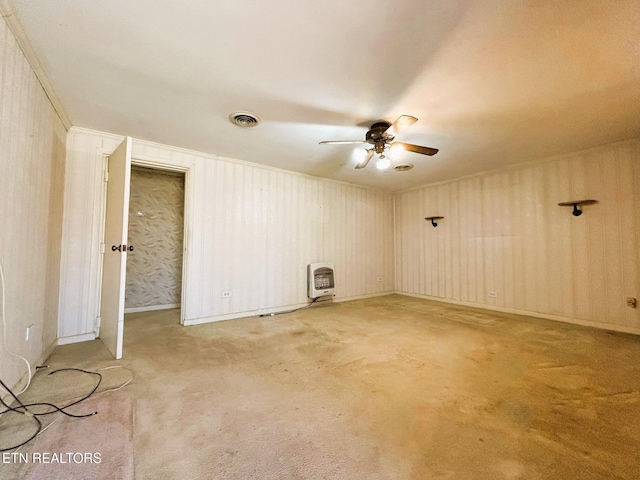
[{"left": 9, "top": 0, "right": 640, "bottom": 191}]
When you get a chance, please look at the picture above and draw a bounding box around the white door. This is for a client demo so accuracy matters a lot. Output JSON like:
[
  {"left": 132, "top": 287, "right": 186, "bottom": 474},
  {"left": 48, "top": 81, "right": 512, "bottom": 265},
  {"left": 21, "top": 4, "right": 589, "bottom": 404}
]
[{"left": 99, "top": 136, "right": 132, "bottom": 359}]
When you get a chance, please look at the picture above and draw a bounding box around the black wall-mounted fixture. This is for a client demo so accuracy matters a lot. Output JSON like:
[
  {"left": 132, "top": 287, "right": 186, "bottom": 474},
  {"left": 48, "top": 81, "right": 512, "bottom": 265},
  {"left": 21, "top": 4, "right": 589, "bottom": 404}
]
[
  {"left": 425, "top": 216, "right": 444, "bottom": 227},
  {"left": 558, "top": 199, "right": 598, "bottom": 217}
]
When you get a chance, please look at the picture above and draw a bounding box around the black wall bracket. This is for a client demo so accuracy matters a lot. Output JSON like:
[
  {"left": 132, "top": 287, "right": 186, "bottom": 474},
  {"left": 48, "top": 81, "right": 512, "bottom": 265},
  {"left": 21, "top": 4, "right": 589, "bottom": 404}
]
[
  {"left": 425, "top": 216, "right": 444, "bottom": 227},
  {"left": 558, "top": 199, "right": 598, "bottom": 217}
]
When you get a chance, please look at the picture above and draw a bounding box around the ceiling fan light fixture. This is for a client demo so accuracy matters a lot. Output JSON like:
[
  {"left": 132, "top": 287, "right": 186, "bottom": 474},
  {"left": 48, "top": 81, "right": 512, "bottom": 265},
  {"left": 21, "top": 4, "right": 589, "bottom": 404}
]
[
  {"left": 376, "top": 157, "right": 391, "bottom": 170},
  {"left": 388, "top": 143, "right": 404, "bottom": 160},
  {"left": 353, "top": 148, "right": 367, "bottom": 161},
  {"left": 229, "top": 111, "right": 261, "bottom": 127},
  {"left": 319, "top": 115, "right": 438, "bottom": 171}
]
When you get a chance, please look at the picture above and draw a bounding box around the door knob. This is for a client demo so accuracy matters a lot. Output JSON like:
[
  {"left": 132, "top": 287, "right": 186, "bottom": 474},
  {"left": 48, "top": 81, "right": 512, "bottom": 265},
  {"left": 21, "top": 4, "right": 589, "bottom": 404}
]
[{"left": 111, "top": 245, "right": 134, "bottom": 252}]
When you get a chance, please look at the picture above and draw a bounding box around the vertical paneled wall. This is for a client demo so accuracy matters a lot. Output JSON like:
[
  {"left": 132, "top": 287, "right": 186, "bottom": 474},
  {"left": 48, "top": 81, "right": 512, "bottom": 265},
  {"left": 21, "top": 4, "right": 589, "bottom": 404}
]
[
  {"left": 395, "top": 140, "right": 640, "bottom": 332},
  {"left": 0, "top": 16, "right": 66, "bottom": 389},
  {"left": 58, "top": 130, "right": 120, "bottom": 339},
  {"left": 60, "top": 133, "right": 638, "bottom": 339},
  {"left": 185, "top": 158, "right": 394, "bottom": 321},
  {"left": 58, "top": 129, "right": 394, "bottom": 338}
]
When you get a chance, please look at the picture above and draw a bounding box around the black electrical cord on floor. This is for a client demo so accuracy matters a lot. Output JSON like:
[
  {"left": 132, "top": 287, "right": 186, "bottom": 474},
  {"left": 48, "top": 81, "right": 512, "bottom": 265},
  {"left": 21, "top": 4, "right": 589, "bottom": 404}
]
[
  {"left": 1, "top": 368, "right": 102, "bottom": 417},
  {"left": 0, "top": 368, "right": 102, "bottom": 452},
  {"left": 259, "top": 296, "right": 320, "bottom": 317},
  {"left": 38, "top": 368, "right": 102, "bottom": 414},
  {"left": 0, "top": 377, "right": 42, "bottom": 452}
]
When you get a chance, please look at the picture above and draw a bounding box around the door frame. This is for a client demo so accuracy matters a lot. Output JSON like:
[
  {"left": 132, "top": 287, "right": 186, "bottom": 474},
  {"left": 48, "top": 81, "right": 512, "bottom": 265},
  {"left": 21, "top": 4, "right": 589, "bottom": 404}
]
[
  {"left": 96, "top": 147, "right": 194, "bottom": 335},
  {"left": 129, "top": 155, "right": 193, "bottom": 325}
]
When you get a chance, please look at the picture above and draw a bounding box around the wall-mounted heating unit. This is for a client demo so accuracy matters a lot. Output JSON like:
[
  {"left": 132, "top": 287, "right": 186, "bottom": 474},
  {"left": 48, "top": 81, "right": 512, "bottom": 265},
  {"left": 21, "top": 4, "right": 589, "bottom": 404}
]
[{"left": 308, "top": 263, "right": 335, "bottom": 298}]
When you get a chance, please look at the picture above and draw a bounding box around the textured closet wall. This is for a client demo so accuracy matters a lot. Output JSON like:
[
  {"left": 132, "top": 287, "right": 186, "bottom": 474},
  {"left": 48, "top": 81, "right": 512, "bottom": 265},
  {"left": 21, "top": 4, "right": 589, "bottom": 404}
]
[
  {"left": 59, "top": 129, "right": 394, "bottom": 338},
  {"left": 125, "top": 167, "right": 184, "bottom": 310},
  {"left": 395, "top": 139, "right": 640, "bottom": 332},
  {"left": 0, "top": 16, "right": 67, "bottom": 389}
]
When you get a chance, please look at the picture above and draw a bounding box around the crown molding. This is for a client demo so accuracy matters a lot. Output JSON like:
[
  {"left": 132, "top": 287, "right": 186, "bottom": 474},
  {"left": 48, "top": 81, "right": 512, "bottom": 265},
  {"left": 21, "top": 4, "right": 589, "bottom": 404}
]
[{"left": 1, "top": 0, "right": 72, "bottom": 130}]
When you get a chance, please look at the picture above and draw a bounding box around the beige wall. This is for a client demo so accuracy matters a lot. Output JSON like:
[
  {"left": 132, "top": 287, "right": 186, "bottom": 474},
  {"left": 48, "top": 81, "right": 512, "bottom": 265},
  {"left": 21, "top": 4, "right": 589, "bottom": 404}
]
[
  {"left": 58, "top": 128, "right": 395, "bottom": 338},
  {"left": 125, "top": 167, "right": 185, "bottom": 310},
  {"left": 0, "top": 16, "right": 66, "bottom": 389},
  {"left": 395, "top": 139, "right": 640, "bottom": 333},
  {"left": 59, "top": 129, "right": 639, "bottom": 340}
]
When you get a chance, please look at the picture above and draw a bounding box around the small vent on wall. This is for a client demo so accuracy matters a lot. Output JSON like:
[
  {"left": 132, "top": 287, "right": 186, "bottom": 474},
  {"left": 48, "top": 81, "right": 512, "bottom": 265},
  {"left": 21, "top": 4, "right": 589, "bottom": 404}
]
[{"left": 229, "top": 111, "right": 261, "bottom": 127}]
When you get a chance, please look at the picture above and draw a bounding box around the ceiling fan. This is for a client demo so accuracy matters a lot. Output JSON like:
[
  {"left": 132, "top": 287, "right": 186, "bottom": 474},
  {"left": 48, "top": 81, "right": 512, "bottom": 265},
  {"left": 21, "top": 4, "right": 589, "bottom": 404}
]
[{"left": 319, "top": 115, "right": 438, "bottom": 170}]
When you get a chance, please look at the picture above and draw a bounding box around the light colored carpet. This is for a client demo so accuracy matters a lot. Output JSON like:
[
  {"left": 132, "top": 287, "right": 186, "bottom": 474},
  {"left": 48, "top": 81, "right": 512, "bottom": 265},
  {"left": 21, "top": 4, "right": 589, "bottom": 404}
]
[
  {"left": 3, "top": 294, "right": 640, "bottom": 479},
  {"left": 1, "top": 388, "right": 134, "bottom": 479}
]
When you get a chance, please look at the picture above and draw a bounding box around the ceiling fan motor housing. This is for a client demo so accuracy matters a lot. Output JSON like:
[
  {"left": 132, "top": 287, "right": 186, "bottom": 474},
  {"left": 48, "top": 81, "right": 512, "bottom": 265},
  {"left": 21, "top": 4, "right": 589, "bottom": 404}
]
[
  {"left": 366, "top": 121, "right": 393, "bottom": 153},
  {"left": 365, "top": 122, "right": 392, "bottom": 141}
]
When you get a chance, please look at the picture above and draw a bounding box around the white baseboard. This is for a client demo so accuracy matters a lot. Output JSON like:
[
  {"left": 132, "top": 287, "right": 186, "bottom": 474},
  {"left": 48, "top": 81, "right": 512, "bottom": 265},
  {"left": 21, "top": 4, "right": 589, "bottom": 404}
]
[
  {"left": 395, "top": 291, "right": 640, "bottom": 336},
  {"left": 183, "top": 292, "right": 394, "bottom": 326},
  {"left": 184, "top": 304, "right": 308, "bottom": 326},
  {"left": 57, "top": 332, "right": 96, "bottom": 345},
  {"left": 333, "top": 291, "right": 395, "bottom": 303},
  {"left": 124, "top": 303, "right": 179, "bottom": 314}
]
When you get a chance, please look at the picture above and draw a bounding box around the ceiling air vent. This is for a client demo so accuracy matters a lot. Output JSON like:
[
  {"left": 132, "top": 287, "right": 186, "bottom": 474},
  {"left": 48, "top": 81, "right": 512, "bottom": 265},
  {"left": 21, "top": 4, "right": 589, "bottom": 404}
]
[
  {"left": 229, "top": 111, "right": 261, "bottom": 127},
  {"left": 393, "top": 163, "right": 414, "bottom": 171}
]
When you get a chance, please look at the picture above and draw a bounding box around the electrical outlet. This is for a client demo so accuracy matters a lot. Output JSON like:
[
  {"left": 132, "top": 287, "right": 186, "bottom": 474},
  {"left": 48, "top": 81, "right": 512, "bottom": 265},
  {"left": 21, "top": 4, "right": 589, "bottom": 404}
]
[
  {"left": 488, "top": 291, "right": 498, "bottom": 298},
  {"left": 25, "top": 325, "right": 33, "bottom": 341},
  {"left": 627, "top": 297, "right": 637, "bottom": 308},
  {"left": 221, "top": 291, "right": 232, "bottom": 298},
  {"left": 377, "top": 277, "right": 383, "bottom": 282}
]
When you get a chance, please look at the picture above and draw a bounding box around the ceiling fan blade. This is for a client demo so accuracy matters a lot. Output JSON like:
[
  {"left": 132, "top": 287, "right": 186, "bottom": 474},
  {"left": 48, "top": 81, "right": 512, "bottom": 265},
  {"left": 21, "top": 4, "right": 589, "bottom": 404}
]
[
  {"left": 394, "top": 142, "right": 439, "bottom": 156},
  {"left": 355, "top": 149, "right": 374, "bottom": 169},
  {"left": 319, "top": 140, "right": 367, "bottom": 145},
  {"left": 385, "top": 115, "right": 418, "bottom": 136}
]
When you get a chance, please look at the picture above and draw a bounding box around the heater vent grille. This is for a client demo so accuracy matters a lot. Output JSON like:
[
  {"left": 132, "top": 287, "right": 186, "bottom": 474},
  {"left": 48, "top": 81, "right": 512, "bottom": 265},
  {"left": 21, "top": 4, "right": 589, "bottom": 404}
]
[{"left": 308, "top": 262, "right": 336, "bottom": 298}]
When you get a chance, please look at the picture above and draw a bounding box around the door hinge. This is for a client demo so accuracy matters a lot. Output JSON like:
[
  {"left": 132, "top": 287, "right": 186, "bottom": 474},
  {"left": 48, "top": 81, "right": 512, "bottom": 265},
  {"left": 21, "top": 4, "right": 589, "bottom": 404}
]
[
  {"left": 103, "top": 171, "right": 109, "bottom": 182},
  {"left": 100, "top": 243, "right": 105, "bottom": 254},
  {"left": 95, "top": 316, "right": 101, "bottom": 334}
]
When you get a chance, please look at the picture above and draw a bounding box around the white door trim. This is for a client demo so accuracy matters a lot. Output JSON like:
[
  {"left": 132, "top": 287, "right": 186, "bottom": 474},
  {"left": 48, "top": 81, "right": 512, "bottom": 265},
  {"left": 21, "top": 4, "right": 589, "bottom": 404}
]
[{"left": 130, "top": 154, "right": 194, "bottom": 326}]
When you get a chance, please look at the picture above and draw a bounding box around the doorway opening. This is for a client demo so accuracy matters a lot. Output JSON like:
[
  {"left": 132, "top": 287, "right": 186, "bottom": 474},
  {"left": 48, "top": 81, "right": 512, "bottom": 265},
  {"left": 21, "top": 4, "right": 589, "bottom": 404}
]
[{"left": 124, "top": 166, "right": 185, "bottom": 318}]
